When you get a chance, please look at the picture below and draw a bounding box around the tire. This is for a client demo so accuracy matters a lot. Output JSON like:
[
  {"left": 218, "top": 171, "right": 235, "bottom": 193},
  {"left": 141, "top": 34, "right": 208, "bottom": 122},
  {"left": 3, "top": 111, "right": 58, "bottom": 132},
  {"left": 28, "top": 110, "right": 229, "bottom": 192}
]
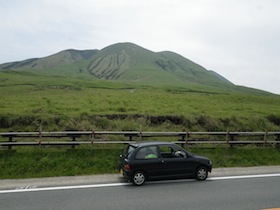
[
  {"left": 195, "top": 166, "right": 208, "bottom": 181},
  {"left": 132, "top": 171, "right": 146, "bottom": 186}
]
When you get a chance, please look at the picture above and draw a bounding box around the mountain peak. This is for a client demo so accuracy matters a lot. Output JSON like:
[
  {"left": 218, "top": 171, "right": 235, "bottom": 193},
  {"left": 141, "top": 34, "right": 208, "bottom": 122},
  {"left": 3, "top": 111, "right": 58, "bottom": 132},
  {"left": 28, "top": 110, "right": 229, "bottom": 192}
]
[{"left": 0, "top": 42, "right": 233, "bottom": 88}]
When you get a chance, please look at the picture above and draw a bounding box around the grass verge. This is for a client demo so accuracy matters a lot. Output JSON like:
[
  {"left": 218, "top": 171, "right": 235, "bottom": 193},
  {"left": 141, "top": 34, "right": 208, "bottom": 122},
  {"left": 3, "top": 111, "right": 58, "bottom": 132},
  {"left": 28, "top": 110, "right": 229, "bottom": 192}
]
[{"left": 1, "top": 145, "right": 280, "bottom": 179}]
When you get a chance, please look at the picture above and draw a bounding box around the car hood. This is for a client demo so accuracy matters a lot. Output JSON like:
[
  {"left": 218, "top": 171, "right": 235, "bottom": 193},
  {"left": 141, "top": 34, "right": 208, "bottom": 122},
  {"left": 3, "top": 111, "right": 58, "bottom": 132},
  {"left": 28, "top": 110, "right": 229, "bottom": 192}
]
[{"left": 192, "top": 154, "right": 210, "bottom": 162}]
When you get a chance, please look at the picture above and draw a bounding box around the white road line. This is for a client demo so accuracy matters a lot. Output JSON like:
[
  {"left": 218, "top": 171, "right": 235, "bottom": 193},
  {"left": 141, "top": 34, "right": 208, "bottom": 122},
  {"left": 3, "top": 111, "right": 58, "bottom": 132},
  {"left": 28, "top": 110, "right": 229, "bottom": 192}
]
[
  {"left": 208, "top": 173, "right": 280, "bottom": 181},
  {"left": 0, "top": 182, "right": 130, "bottom": 194},
  {"left": 1, "top": 173, "right": 280, "bottom": 194}
]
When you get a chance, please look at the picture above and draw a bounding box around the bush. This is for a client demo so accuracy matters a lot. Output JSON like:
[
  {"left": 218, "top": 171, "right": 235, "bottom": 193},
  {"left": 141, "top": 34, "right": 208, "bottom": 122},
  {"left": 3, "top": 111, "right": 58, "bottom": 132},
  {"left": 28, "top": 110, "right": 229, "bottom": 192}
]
[{"left": 267, "top": 115, "right": 280, "bottom": 126}]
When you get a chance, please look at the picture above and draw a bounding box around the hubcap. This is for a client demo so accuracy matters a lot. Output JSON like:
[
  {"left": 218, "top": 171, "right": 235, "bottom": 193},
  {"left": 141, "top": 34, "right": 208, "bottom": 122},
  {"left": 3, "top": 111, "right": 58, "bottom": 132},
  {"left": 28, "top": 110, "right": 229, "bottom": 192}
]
[
  {"left": 134, "top": 172, "right": 145, "bottom": 185},
  {"left": 197, "top": 168, "right": 207, "bottom": 180}
]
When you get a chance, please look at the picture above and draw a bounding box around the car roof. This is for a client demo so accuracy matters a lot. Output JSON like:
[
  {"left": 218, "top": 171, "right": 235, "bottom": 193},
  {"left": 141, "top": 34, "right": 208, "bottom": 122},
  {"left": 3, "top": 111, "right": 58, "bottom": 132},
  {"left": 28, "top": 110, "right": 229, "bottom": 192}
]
[{"left": 128, "top": 141, "right": 175, "bottom": 148}]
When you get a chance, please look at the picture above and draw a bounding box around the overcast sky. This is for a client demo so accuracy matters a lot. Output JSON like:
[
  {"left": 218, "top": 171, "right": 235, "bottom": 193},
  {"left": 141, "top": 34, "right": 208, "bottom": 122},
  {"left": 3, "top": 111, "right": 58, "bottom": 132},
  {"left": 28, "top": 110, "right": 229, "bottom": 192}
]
[{"left": 1, "top": 0, "right": 280, "bottom": 94}]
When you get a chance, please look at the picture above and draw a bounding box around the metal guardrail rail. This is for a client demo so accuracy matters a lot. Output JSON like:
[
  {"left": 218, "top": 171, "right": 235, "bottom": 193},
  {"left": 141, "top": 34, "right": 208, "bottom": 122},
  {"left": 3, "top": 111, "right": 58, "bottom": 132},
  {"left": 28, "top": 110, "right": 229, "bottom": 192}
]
[{"left": 1, "top": 131, "right": 280, "bottom": 148}]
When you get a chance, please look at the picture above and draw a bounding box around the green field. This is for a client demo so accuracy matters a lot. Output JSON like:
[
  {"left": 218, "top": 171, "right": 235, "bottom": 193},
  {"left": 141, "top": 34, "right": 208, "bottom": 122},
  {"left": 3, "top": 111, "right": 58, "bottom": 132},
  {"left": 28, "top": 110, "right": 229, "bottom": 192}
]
[
  {"left": 1, "top": 70, "right": 280, "bottom": 132},
  {"left": 1, "top": 70, "right": 280, "bottom": 179}
]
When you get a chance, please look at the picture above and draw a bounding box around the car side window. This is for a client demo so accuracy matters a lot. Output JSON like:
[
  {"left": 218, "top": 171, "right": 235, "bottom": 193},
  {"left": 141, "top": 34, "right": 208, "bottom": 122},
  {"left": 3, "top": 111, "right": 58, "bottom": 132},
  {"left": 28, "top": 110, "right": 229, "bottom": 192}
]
[
  {"left": 159, "top": 145, "right": 186, "bottom": 159},
  {"left": 135, "top": 146, "right": 158, "bottom": 160}
]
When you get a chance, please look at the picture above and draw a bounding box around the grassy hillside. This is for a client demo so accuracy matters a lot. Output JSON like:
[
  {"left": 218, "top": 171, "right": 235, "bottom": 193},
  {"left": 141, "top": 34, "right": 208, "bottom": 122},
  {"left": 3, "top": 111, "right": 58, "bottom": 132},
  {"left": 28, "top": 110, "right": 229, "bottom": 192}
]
[
  {"left": 1, "top": 42, "right": 253, "bottom": 94},
  {"left": 0, "top": 49, "right": 97, "bottom": 70},
  {"left": 86, "top": 43, "right": 236, "bottom": 88},
  {"left": 1, "top": 42, "right": 275, "bottom": 96},
  {"left": 0, "top": 70, "right": 280, "bottom": 132},
  {"left": 1, "top": 70, "right": 280, "bottom": 179},
  {"left": 0, "top": 43, "right": 278, "bottom": 132}
]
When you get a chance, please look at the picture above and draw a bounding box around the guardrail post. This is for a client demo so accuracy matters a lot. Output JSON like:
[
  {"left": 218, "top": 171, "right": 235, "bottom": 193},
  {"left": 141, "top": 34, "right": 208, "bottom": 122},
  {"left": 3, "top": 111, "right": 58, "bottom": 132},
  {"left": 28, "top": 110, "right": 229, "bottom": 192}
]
[
  {"left": 139, "top": 127, "right": 142, "bottom": 141},
  {"left": 228, "top": 133, "right": 237, "bottom": 147},
  {"left": 39, "top": 127, "right": 42, "bottom": 151},
  {"left": 72, "top": 136, "right": 76, "bottom": 149},
  {"left": 264, "top": 132, "right": 267, "bottom": 147},
  {"left": 91, "top": 130, "right": 94, "bottom": 157},
  {"left": 8, "top": 136, "right": 13, "bottom": 150},
  {"left": 276, "top": 134, "right": 280, "bottom": 148},
  {"left": 124, "top": 132, "right": 135, "bottom": 141},
  {"left": 179, "top": 131, "right": 189, "bottom": 147},
  {"left": 226, "top": 131, "right": 229, "bottom": 145}
]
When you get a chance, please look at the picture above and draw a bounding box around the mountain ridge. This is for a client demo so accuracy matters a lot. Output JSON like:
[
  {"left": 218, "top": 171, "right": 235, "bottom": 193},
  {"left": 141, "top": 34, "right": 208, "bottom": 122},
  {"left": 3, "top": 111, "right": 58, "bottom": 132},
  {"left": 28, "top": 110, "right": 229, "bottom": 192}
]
[
  {"left": 0, "top": 42, "right": 273, "bottom": 95},
  {"left": 0, "top": 49, "right": 98, "bottom": 70}
]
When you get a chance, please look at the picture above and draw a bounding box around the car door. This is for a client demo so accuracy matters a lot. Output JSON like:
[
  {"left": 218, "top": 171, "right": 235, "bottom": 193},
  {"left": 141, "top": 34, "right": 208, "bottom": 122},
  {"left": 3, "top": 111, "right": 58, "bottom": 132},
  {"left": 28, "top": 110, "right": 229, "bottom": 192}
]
[
  {"left": 133, "top": 146, "right": 163, "bottom": 179},
  {"left": 159, "top": 145, "right": 194, "bottom": 177}
]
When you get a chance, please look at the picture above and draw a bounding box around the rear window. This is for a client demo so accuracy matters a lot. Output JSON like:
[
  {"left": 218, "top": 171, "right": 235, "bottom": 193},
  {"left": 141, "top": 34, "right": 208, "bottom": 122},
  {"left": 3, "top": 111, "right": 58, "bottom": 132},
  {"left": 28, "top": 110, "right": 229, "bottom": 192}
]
[
  {"left": 124, "top": 145, "right": 136, "bottom": 158},
  {"left": 135, "top": 146, "right": 158, "bottom": 159}
]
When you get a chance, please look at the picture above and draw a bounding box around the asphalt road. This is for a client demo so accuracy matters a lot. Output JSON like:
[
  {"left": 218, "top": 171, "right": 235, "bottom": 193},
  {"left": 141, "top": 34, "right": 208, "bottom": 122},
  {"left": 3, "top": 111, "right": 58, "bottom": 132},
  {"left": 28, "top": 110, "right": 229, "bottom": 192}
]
[{"left": 1, "top": 166, "right": 280, "bottom": 210}]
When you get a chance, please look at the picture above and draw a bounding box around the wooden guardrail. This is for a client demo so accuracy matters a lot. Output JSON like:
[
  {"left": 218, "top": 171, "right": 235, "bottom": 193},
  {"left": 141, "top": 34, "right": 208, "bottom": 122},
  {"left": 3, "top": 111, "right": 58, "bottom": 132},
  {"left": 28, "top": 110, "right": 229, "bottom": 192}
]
[{"left": 0, "top": 131, "right": 280, "bottom": 148}]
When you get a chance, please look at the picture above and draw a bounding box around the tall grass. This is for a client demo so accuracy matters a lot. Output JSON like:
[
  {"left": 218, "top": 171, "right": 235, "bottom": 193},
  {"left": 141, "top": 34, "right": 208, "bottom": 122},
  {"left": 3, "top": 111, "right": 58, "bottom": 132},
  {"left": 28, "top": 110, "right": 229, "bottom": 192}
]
[
  {"left": 1, "top": 70, "right": 280, "bottom": 132},
  {"left": 0, "top": 145, "right": 123, "bottom": 179},
  {"left": 1, "top": 85, "right": 280, "bottom": 131},
  {"left": 1, "top": 145, "right": 280, "bottom": 179}
]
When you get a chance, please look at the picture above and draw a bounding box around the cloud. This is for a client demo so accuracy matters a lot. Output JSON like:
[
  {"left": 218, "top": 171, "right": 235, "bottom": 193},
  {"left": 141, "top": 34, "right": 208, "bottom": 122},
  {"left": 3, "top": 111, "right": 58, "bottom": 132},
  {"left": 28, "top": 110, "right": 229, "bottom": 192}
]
[{"left": 0, "top": 0, "right": 280, "bottom": 94}]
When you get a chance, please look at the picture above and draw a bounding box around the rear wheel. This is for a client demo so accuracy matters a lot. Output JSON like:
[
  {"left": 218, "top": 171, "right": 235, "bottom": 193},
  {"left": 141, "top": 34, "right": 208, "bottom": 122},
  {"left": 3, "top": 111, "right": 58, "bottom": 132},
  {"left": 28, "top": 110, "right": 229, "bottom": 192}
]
[
  {"left": 195, "top": 166, "right": 208, "bottom": 181},
  {"left": 132, "top": 171, "right": 146, "bottom": 186}
]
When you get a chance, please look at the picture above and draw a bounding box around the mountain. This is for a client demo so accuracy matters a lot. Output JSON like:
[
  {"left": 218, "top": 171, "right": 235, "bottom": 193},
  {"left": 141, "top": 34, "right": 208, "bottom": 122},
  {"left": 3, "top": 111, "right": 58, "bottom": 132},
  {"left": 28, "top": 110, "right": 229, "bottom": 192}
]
[
  {"left": 0, "top": 42, "right": 272, "bottom": 94},
  {"left": 86, "top": 43, "right": 234, "bottom": 88},
  {"left": 0, "top": 49, "right": 98, "bottom": 70},
  {"left": 208, "top": 70, "right": 233, "bottom": 84}
]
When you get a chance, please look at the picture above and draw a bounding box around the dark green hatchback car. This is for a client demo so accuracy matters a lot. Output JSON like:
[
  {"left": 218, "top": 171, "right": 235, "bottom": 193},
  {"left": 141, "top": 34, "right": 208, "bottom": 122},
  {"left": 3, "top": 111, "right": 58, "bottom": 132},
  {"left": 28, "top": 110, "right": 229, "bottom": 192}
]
[{"left": 119, "top": 142, "right": 212, "bottom": 186}]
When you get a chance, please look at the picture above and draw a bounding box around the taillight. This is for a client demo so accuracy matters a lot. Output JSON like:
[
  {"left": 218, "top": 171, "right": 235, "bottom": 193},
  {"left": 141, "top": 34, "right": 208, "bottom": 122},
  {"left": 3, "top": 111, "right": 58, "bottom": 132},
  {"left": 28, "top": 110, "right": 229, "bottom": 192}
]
[{"left": 124, "top": 164, "right": 131, "bottom": 171}]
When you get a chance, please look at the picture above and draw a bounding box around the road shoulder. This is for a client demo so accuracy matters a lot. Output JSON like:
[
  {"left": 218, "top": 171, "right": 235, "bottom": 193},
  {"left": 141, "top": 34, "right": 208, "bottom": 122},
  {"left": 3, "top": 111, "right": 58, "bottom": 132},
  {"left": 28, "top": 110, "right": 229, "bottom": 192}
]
[{"left": 1, "top": 165, "right": 280, "bottom": 190}]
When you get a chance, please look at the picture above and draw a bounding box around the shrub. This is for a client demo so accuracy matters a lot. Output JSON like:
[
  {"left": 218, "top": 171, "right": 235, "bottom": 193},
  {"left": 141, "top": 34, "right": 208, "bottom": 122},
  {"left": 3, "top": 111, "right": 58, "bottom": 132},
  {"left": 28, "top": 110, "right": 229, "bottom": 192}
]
[{"left": 267, "top": 115, "right": 280, "bottom": 126}]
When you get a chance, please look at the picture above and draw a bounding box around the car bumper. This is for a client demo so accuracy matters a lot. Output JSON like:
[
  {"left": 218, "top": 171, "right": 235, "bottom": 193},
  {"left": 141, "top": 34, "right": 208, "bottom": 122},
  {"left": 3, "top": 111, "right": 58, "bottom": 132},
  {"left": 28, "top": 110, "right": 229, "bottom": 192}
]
[
  {"left": 119, "top": 168, "right": 132, "bottom": 181},
  {"left": 208, "top": 164, "right": 212, "bottom": 173}
]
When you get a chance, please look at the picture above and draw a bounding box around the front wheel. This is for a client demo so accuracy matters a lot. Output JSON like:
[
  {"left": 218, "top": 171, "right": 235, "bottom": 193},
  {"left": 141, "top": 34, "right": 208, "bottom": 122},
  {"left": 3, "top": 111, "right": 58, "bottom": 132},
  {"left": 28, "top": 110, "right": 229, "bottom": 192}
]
[
  {"left": 132, "top": 171, "right": 146, "bottom": 186},
  {"left": 195, "top": 166, "right": 208, "bottom": 181}
]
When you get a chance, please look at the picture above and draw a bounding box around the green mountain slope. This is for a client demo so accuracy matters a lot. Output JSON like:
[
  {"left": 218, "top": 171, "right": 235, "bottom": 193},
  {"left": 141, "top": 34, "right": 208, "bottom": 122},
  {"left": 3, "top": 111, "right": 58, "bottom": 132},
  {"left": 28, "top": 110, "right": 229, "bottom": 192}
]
[
  {"left": 0, "top": 42, "right": 273, "bottom": 95},
  {"left": 86, "top": 43, "right": 230, "bottom": 87},
  {"left": 0, "top": 49, "right": 97, "bottom": 70}
]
